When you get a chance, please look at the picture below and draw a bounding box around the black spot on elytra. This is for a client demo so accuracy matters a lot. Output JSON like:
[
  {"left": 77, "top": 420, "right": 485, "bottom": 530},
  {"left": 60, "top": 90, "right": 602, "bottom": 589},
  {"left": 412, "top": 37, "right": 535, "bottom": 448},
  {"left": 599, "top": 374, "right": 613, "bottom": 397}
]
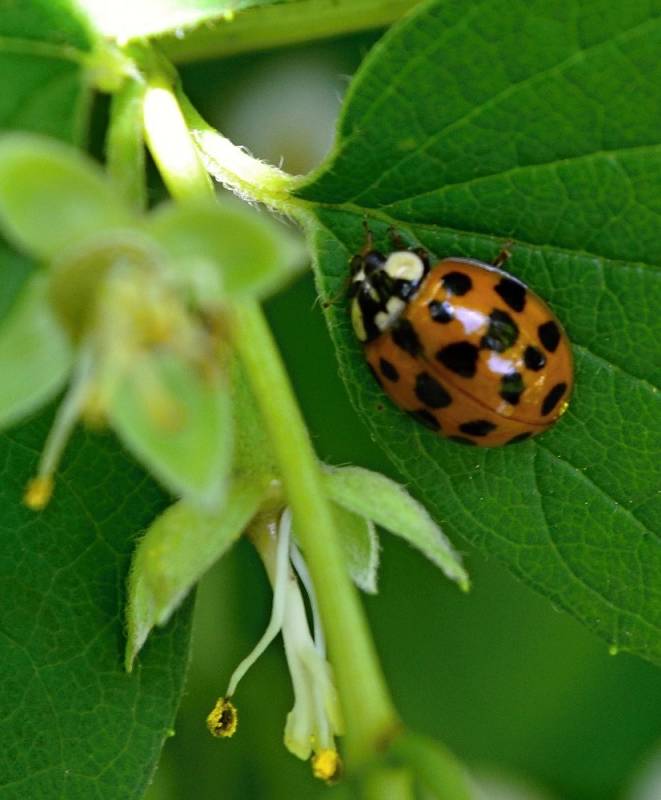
[
  {"left": 459, "top": 419, "right": 496, "bottom": 437},
  {"left": 379, "top": 357, "right": 399, "bottom": 382},
  {"left": 428, "top": 299, "right": 453, "bottom": 323},
  {"left": 415, "top": 372, "right": 452, "bottom": 408},
  {"left": 524, "top": 345, "right": 546, "bottom": 371},
  {"left": 500, "top": 372, "right": 524, "bottom": 405},
  {"left": 538, "top": 320, "right": 561, "bottom": 353},
  {"left": 442, "top": 271, "right": 472, "bottom": 296},
  {"left": 408, "top": 408, "right": 441, "bottom": 431},
  {"left": 436, "top": 341, "right": 479, "bottom": 378},
  {"left": 494, "top": 277, "right": 526, "bottom": 312},
  {"left": 368, "top": 363, "right": 383, "bottom": 388},
  {"left": 480, "top": 309, "right": 519, "bottom": 352},
  {"left": 541, "top": 382, "right": 567, "bottom": 416},
  {"left": 506, "top": 432, "right": 532, "bottom": 445},
  {"left": 391, "top": 319, "right": 422, "bottom": 356},
  {"left": 449, "top": 435, "right": 476, "bottom": 446}
]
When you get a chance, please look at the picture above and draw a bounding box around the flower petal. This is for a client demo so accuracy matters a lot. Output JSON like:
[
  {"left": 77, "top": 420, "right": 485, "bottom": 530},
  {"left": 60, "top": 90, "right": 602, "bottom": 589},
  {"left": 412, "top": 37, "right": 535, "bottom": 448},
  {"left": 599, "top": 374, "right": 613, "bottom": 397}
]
[{"left": 0, "top": 274, "right": 72, "bottom": 429}]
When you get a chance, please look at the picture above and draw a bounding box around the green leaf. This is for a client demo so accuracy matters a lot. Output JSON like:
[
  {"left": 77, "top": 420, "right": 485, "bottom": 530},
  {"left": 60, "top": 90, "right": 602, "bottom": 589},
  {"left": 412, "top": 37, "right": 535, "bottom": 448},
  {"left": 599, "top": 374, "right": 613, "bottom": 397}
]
[
  {"left": 0, "top": 133, "right": 130, "bottom": 261},
  {"left": 323, "top": 465, "right": 468, "bottom": 590},
  {"left": 0, "top": 273, "right": 72, "bottom": 428},
  {"left": 330, "top": 501, "right": 380, "bottom": 594},
  {"left": 146, "top": 198, "right": 303, "bottom": 302},
  {"left": 125, "top": 475, "right": 267, "bottom": 670},
  {"left": 157, "top": 0, "right": 420, "bottom": 63},
  {"left": 0, "top": 420, "right": 192, "bottom": 799},
  {"left": 108, "top": 350, "right": 232, "bottom": 508},
  {"left": 0, "top": 4, "right": 193, "bottom": 797},
  {"left": 77, "top": 0, "right": 285, "bottom": 42},
  {"left": 0, "top": 1, "right": 94, "bottom": 143},
  {"left": 300, "top": 0, "right": 661, "bottom": 663}
]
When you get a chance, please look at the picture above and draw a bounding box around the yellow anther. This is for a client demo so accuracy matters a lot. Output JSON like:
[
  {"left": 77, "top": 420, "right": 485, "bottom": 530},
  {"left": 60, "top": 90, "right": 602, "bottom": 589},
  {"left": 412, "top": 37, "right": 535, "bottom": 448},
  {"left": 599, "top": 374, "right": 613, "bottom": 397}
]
[
  {"left": 206, "top": 697, "right": 238, "bottom": 738},
  {"left": 24, "top": 476, "right": 54, "bottom": 511},
  {"left": 311, "top": 749, "right": 342, "bottom": 783}
]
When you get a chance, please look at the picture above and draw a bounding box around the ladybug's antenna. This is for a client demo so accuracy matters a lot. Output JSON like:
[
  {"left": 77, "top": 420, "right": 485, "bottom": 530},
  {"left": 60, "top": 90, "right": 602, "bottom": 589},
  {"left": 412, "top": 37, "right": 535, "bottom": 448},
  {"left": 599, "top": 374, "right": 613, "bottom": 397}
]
[{"left": 361, "top": 218, "right": 374, "bottom": 254}]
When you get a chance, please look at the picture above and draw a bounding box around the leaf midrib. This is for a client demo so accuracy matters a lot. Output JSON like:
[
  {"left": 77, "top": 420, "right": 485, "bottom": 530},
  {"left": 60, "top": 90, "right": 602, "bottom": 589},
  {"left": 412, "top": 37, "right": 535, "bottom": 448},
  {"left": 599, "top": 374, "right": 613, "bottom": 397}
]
[
  {"left": 309, "top": 209, "right": 661, "bottom": 386},
  {"left": 305, "top": 201, "right": 661, "bottom": 270},
  {"left": 372, "top": 142, "right": 661, "bottom": 211},
  {"left": 328, "top": 7, "right": 660, "bottom": 198}
]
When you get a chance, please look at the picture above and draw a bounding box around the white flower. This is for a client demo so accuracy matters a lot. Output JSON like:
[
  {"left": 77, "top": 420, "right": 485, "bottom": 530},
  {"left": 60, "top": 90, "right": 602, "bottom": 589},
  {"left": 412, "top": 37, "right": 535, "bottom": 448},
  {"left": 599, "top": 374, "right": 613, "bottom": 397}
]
[{"left": 209, "top": 508, "right": 343, "bottom": 782}]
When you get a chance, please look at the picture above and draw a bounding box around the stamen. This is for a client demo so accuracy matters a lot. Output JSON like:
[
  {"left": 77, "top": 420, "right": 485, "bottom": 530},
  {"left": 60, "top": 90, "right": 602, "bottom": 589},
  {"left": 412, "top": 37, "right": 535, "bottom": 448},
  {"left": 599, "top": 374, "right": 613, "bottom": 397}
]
[
  {"left": 312, "top": 748, "right": 342, "bottom": 783},
  {"left": 24, "top": 476, "right": 54, "bottom": 511},
  {"left": 225, "top": 508, "right": 292, "bottom": 698},
  {"left": 131, "top": 357, "right": 185, "bottom": 432},
  {"left": 206, "top": 697, "right": 238, "bottom": 738},
  {"left": 24, "top": 344, "right": 94, "bottom": 510},
  {"left": 290, "top": 542, "right": 325, "bottom": 657}
]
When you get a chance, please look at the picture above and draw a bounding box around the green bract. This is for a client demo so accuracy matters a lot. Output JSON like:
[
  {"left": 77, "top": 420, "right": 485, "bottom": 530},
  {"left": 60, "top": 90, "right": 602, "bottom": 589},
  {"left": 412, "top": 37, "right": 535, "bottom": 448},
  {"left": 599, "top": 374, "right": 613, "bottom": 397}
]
[
  {"left": 330, "top": 502, "right": 380, "bottom": 594},
  {"left": 0, "top": 134, "right": 301, "bottom": 509},
  {"left": 147, "top": 199, "right": 304, "bottom": 301},
  {"left": 0, "top": 133, "right": 130, "bottom": 260},
  {"left": 0, "top": 274, "right": 72, "bottom": 427},
  {"left": 323, "top": 465, "right": 469, "bottom": 591},
  {"left": 125, "top": 476, "right": 269, "bottom": 670},
  {"left": 108, "top": 351, "right": 232, "bottom": 507}
]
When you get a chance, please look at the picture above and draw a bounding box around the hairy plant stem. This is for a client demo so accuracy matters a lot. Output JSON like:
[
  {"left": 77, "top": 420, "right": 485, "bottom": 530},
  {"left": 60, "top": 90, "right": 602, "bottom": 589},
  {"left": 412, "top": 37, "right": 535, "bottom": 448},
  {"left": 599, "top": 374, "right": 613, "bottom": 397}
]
[
  {"left": 141, "top": 67, "right": 399, "bottom": 766},
  {"left": 159, "top": 0, "right": 420, "bottom": 63}
]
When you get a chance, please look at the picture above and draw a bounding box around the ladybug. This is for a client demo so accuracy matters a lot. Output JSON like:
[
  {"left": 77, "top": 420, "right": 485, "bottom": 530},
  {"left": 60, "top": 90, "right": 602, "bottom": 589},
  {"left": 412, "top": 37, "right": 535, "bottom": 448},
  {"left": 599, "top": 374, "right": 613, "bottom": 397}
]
[{"left": 349, "top": 235, "right": 573, "bottom": 446}]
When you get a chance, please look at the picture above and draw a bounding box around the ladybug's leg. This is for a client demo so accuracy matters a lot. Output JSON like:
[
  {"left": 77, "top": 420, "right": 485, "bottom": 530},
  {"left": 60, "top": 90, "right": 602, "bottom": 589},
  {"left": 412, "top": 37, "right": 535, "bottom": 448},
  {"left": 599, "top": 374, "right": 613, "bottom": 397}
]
[
  {"left": 320, "top": 270, "right": 355, "bottom": 310},
  {"left": 492, "top": 240, "right": 513, "bottom": 268},
  {"left": 361, "top": 218, "right": 374, "bottom": 254}
]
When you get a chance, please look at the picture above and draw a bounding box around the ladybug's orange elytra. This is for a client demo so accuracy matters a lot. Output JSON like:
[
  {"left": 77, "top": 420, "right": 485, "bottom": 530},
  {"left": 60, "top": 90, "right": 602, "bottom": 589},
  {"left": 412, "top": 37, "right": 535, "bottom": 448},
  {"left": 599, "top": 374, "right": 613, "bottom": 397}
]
[{"left": 349, "top": 242, "right": 573, "bottom": 447}]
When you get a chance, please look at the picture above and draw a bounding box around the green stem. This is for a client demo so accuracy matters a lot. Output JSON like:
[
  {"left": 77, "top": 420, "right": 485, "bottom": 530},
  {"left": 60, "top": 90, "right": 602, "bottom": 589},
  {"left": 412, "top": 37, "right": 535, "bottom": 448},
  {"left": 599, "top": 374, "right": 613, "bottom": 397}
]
[
  {"left": 159, "top": 0, "right": 420, "bottom": 63},
  {"left": 231, "top": 300, "right": 399, "bottom": 764},
  {"left": 140, "top": 60, "right": 399, "bottom": 765},
  {"left": 363, "top": 767, "right": 416, "bottom": 800},
  {"left": 176, "top": 89, "right": 297, "bottom": 210},
  {"left": 390, "top": 730, "right": 473, "bottom": 800},
  {"left": 142, "top": 72, "right": 213, "bottom": 201},
  {"left": 106, "top": 77, "right": 147, "bottom": 211}
]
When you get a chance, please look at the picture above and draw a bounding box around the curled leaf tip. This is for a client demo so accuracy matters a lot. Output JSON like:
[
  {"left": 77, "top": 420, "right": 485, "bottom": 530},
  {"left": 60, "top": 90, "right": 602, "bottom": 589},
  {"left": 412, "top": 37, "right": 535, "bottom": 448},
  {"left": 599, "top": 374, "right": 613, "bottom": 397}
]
[
  {"left": 23, "top": 475, "right": 54, "bottom": 511},
  {"left": 311, "top": 748, "right": 342, "bottom": 783},
  {"left": 206, "top": 697, "right": 238, "bottom": 738}
]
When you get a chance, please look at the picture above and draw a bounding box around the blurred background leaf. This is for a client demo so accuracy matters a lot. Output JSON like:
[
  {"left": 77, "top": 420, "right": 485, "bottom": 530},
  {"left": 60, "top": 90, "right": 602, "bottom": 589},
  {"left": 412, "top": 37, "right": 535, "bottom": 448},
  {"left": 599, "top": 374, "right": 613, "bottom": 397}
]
[{"left": 0, "top": 4, "right": 193, "bottom": 798}]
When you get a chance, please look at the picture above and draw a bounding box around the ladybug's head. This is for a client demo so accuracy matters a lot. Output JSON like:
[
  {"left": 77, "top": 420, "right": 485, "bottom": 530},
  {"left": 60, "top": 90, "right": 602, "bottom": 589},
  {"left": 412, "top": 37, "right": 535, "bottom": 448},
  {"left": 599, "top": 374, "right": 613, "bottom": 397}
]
[{"left": 348, "top": 248, "right": 429, "bottom": 342}]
